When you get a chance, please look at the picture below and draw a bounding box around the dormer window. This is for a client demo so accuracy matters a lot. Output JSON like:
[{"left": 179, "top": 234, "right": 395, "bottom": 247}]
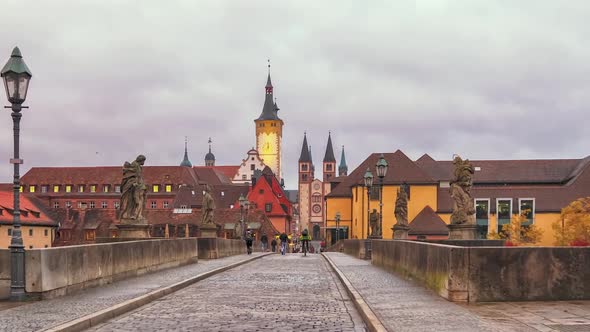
[
  {"left": 90, "top": 185, "right": 97, "bottom": 193},
  {"left": 53, "top": 185, "right": 60, "bottom": 193},
  {"left": 103, "top": 185, "right": 110, "bottom": 193},
  {"left": 78, "top": 185, "right": 85, "bottom": 193},
  {"left": 65, "top": 185, "right": 72, "bottom": 193},
  {"left": 41, "top": 185, "right": 48, "bottom": 193},
  {"left": 165, "top": 184, "right": 172, "bottom": 192},
  {"left": 29, "top": 185, "right": 36, "bottom": 193},
  {"left": 153, "top": 185, "right": 160, "bottom": 193}
]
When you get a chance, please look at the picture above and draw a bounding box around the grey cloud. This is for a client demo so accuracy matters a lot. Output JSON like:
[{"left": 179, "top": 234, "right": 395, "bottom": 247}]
[{"left": 0, "top": 0, "right": 589, "bottom": 189}]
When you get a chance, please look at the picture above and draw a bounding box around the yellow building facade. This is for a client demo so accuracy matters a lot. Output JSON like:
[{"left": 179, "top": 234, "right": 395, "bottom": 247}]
[{"left": 326, "top": 151, "right": 590, "bottom": 246}]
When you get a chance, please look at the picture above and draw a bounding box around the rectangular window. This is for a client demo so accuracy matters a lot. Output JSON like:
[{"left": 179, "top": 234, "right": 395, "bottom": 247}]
[
  {"left": 8, "top": 228, "right": 12, "bottom": 236},
  {"left": 519, "top": 198, "right": 535, "bottom": 224},
  {"left": 53, "top": 202, "right": 59, "bottom": 209},
  {"left": 19, "top": 186, "right": 23, "bottom": 193},
  {"left": 265, "top": 203, "right": 272, "bottom": 212},
  {"left": 326, "top": 164, "right": 333, "bottom": 171},
  {"left": 153, "top": 185, "right": 160, "bottom": 193},
  {"left": 29, "top": 229, "right": 33, "bottom": 236},
  {"left": 41, "top": 185, "right": 48, "bottom": 193},
  {"left": 475, "top": 199, "right": 490, "bottom": 223},
  {"left": 103, "top": 185, "right": 110, "bottom": 193},
  {"left": 78, "top": 201, "right": 85, "bottom": 209},
  {"left": 151, "top": 201, "right": 157, "bottom": 209},
  {"left": 301, "top": 174, "right": 308, "bottom": 181},
  {"left": 44, "top": 229, "right": 48, "bottom": 236},
  {"left": 89, "top": 201, "right": 95, "bottom": 209},
  {"left": 29, "top": 185, "right": 36, "bottom": 193},
  {"left": 180, "top": 204, "right": 187, "bottom": 209},
  {"left": 114, "top": 201, "right": 120, "bottom": 209},
  {"left": 65, "top": 185, "right": 72, "bottom": 193},
  {"left": 53, "top": 185, "right": 60, "bottom": 193},
  {"left": 78, "top": 185, "right": 85, "bottom": 193},
  {"left": 163, "top": 201, "right": 169, "bottom": 208},
  {"left": 90, "top": 185, "right": 97, "bottom": 193},
  {"left": 165, "top": 184, "right": 172, "bottom": 192},
  {"left": 250, "top": 164, "right": 255, "bottom": 171},
  {"left": 301, "top": 164, "right": 308, "bottom": 172},
  {"left": 65, "top": 201, "right": 72, "bottom": 209},
  {"left": 497, "top": 198, "right": 512, "bottom": 232},
  {"left": 114, "top": 185, "right": 121, "bottom": 193},
  {"left": 101, "top": 201, "right": 107, "bottom": 209}
]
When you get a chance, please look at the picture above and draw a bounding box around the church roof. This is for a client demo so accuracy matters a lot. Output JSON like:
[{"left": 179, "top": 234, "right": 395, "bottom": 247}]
[
  {"left": 299, "top": 133, "right": 311, "bottom": 163},
  {"left": 257, "top": 72, "right": 282, "bottom": 121},
  {"left": 180, "top": 139, "right": 192, "bottom": 167},
  {"left": 339, "top": 146, "right": 347, "bottom": 169},
  {"left": 323, "top": 133, "right": 336, "bottom": 163}
]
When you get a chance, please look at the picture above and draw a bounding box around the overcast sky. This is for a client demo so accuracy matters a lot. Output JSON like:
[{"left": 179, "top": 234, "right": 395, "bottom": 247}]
[{"left": 0, "top": 1, "right": 589, "bottom": 189}]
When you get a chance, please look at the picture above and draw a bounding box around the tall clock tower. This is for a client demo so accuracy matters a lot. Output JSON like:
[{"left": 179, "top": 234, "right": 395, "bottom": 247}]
[{"left": 255, "top": 65, "right": 283, "bottom": 181}]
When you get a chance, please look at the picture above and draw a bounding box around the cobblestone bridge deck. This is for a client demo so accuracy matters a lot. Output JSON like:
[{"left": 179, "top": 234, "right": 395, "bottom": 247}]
[{"left": 1, "top": 252, "right": 589, "bottom": 332}]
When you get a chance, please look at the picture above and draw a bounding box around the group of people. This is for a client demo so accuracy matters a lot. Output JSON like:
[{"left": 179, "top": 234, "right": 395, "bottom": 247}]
[{"left": 244, "top": 230, "right": 313, "bottom": 256}]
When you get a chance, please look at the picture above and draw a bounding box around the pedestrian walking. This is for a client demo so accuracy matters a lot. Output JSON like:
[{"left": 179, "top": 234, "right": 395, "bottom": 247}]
[
  {"left": 261, "top": 234, "right": 268, "bottom": 252},
  {"left": 245, "top": 231, "right": 253, "bottom": 255},
  {"left": 279, "top": 232, "right": 288, "bottom": 255},
  {"left": 271, "top": 238, "right": 277, "bottom": 252}
]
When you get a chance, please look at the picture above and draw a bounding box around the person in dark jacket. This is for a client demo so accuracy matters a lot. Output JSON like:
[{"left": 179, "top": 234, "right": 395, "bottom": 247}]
[
  {"left": 260, "top": 234, "right": 268, "bottom": 252},
  {"left": 271, "top": 238, "right": 277, "bottom": 252}
]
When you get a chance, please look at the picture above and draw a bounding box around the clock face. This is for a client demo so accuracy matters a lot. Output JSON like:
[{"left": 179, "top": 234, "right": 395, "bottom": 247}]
[
  {"left": 258, "top": 132, "right": 277, "bottom": 155},
  {"left": 312, "top": 204, "right": 321, "bottom": 214}
]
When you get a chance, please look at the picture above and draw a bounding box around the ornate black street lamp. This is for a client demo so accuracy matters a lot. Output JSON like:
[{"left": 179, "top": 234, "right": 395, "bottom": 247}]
[
  {"left": 375, "top": 154, "right": 388, "bottom": 238},
  {"left": 1, "top": 47, "right": 32, "bottom": 301},
  {"left": 238, "top": 193, "right": 248, "bottom": 240},
  {"left": 363, "top": 168, "right": 373, "bottom": 238}
]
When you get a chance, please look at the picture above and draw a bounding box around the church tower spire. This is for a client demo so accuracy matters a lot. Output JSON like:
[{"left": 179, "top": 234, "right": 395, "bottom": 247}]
[
  {"left": 255, "top": 60, "right": 284, "bottom": 181},
  {"left": 205, "top": 137, "right": 215, "bottom": 166},
  {"left": 180, "top": 136, "right": 192, "bottom": 167},
  {"left": 339, "top": 145, "right": 348, "bottom": 176},
  {"left": 323, "top": 132, "right": 336, "bottom": 181}
]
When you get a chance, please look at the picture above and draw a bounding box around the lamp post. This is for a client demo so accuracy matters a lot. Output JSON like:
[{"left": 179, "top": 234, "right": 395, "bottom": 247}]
[
  {"left": 375, "top": 154, "right": 388, "bottom": 238},
  {"left": 363, "top": 168, "right": 373, "bottom": 238},
  {"left": 335, "top": 211, "right": 341, "bottom": 244},
  {"left": 2, "top": 47, "right": 32, "bottom": 301},
  {"left": 238, "top": 193, "right": 247, "bottom": 240}
]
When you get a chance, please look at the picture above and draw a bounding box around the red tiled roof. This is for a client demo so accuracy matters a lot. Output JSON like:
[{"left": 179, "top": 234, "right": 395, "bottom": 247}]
[
  {"left": 0, "top": 191, "right": 58, "bottom": 226},
  {"left": 328, "top": 150, "right": 436, "bottom": 197},
  {"left": 21, "top": 166, "right": 205, "bottom": 187},
  {"left": 416, "top": 157, "right": 586, "bottom": 184},
  {"left": 408, "top": 206, "right": 448, "bottom": 236}
]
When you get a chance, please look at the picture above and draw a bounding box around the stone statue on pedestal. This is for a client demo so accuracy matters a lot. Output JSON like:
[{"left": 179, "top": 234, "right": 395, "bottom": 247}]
[
  {"left": 394, "top": 187, "right": 408, "bottom": 226},
  {"left": 120, "top": 155, "right": 147, "bottom": 223},
  {"left": 201, "top": 184, "right": 215, "bottom": 225},
  {"left": 369, "top": 209, "right": 379, "bottom": 237},
  {"left": 448, "top": 155, "right": 478, "bottom": 240},
  {"left": 450, "top": 155, "right": 476, "bottom": 225},
  {"left": 117, "top": 155, "right": 150, "bottom": 239}
]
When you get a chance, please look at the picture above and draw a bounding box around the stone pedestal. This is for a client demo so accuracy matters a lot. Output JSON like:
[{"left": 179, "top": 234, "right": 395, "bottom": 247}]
[
  {"left": 116, "top": 223, "right": 150, "bottom": 239},
  {"left": 200, "top": 223, "right": 218, "bottom": 238},
  {"left": 447, "top": 223, "right": 478, "bottom": 240},
  {"left": 393, "top": 224, "right": 410, "bottom": 239}
]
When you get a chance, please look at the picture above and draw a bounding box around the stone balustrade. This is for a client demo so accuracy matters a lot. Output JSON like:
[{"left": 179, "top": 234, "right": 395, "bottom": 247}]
[{"left": 369, "top": 240, "right": 590, "bottom": 302}]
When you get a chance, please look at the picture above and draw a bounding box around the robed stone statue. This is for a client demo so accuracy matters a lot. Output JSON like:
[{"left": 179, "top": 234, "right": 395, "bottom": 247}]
[
  {"left": 450, "top": 155, "right": 476, "bottom": 225},
  {"left": 201, "top": 184, "right": 215, "bottom": 224},
  {"left": 369, "top": 209, "right": 380, "bottom": 237},
  {"left": 120, "top": 155, "right": 147, "bottom": 222},
  {"left": 394, "top": 186, "right": 408, "bottom": 226}
]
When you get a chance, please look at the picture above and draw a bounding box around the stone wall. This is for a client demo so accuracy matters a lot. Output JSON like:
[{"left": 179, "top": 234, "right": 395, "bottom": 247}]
[
  {"left": 342, "top": 239, "right": 368, "bottom": 259},
  {"left": 0, "top": 238, "right": 198, "bottom": 300},
  {"left": 370, "top": 240, "right": 590, "bottom": 302},
  {"left": 371, "top": 240, "right": 469, "bottom": 301},
  {"left": 197, "top": 238, "right": 245, "bottom": 259}
]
